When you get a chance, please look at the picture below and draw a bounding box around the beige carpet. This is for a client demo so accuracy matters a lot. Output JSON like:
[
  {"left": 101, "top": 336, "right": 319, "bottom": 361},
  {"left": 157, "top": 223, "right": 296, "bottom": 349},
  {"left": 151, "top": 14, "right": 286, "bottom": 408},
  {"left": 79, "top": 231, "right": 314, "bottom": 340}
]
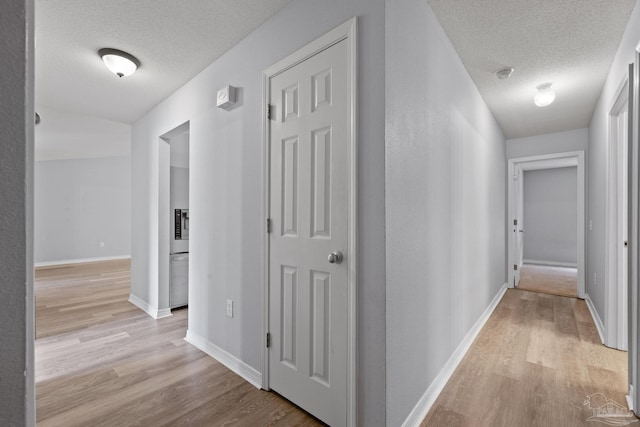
[{"left": 516, "top": 263, "right": 578, "bottom": 298}]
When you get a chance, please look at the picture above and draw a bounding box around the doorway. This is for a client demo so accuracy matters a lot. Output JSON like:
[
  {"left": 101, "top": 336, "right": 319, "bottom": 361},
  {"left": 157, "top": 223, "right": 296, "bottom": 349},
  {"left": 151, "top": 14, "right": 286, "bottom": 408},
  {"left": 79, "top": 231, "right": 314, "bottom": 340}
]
[
  {"left": 262, "top": 18, "right": 357, "bottom": 427},
  {"left": 518, "top": 166, "right": 579, "bottom": 298},
  {"left": 156, "top": 121, "right": 190, "bottom": 317},
  {"left": 507, "top": 151, "right": 586, "bottom": 299}
]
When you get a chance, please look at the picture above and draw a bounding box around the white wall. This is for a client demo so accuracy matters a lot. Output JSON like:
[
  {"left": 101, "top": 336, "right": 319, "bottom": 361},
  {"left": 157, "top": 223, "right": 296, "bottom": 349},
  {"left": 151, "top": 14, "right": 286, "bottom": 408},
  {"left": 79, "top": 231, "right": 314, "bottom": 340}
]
[
  {"left": 523, "top": 167, "right": 578, "bottom": 265},
  {"left": 507, "top": 128, "right": 588, "bottom": 159},
  {"left": 169, "top": 131, "right": 190, "bottom": 168},
  {"left": 385, "top": 1, "right": 506, "bottom": 425},
  {"left": 130, "top": 0, "right": 386, "bottom": 424},
  {"left": 0, "top": 0, "right": 35, "bottom": 424},
  {"left": 34, "top": 156, "right": 131, "bottom": 264},
  {"left": 588, "top": 1, "right": 640, "bottom": 321},
  {"left": 34, "top": 105, "right": 131, "bottom": 161}
]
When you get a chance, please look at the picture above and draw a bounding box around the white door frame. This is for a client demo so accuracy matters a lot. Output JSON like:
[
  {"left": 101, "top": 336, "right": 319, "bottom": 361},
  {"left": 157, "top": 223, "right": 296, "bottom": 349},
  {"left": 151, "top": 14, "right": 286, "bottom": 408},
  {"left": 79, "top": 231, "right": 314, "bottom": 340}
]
[
  {"left": 605, "top": 76, "right": 630, "bottom": 350},
  {"left": 630, "top": 42, "right": 640, "bottom": 414},
  {"left": 261, "top": 18, "right": 358, "bottom": 426},
  {"left": 146, "top": 121, "right": 190, "bottom": 320},
  {"left": 507, "top": 151, "right": 586, "bottom": 298}
]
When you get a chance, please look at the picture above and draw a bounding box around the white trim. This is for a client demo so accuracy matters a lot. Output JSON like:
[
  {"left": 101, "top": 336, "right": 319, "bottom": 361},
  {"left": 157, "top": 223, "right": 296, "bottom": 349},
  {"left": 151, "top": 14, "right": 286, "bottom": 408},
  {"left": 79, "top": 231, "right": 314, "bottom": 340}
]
[
  {"left": 507, "top": 151, "right": 586, "bottom": 299},
  {"left": 523, "top": 259, "right": 578, "bottom": 268},
  {"left": 605, "top": 75, "right": 630, "bottom": 350},
  {"left": 585, "top": 293, "right": 606, "bottom": 345},
  {"left": 631, "top": 47, "right": 640, "bottom": 414},
  {"left": 128, "top": 293, "right": 172, "bottom": 319},
  {"left": 157, "top": 136, "right": 171, "bottom": 320},
  {"left": 156, "top": 308, "right": 172, "bottom": 318},
  {"left": 185, "top": 330, "right": 262, "bottom": 389},
  {"left": 261, "top": 61, "right": 270, "bottom": 392},
  {"left": 628, "top": 385, "right": 635, "bottom": 411},
  {"left": 261, "top": 17, "right": 358, "bottom": 427},
  {"left": 347, "top": 18, "right": 358, "bottom": 427},
  {"left": 401, "top": 283, "right": 508, "bottom": 427},
  {"left": 35, "top": 255, "right": 130, "bottom": 268},
  {"left": 518, "top": 157, "right": 578, "bottom": 171}
]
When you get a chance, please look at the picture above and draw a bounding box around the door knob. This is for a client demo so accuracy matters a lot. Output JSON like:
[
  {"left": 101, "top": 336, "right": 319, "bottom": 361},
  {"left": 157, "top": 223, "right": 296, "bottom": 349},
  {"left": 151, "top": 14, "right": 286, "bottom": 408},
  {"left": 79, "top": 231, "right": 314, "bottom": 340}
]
[{"left": 328, "top": 251, "right": 344, "bottom": 264}]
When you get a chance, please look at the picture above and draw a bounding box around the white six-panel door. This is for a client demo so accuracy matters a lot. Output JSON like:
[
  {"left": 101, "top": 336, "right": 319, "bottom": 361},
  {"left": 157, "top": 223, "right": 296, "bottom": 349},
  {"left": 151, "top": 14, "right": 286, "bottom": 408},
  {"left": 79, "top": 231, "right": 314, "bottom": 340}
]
[{"left": 268, "top": 38, "right": 349, "bottom": 426}]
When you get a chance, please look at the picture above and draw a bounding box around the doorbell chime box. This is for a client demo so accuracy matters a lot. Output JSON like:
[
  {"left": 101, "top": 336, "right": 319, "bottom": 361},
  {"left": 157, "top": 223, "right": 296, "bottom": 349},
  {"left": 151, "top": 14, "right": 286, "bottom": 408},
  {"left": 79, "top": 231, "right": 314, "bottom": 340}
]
[{"left": 217, "top": 85, "right": 236, "bottom": 108}]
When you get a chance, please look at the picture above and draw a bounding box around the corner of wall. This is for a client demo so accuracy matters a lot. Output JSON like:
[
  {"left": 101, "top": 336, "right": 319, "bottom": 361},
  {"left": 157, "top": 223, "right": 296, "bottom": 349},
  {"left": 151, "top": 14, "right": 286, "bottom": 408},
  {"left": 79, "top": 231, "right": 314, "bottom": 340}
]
[
  {"left": 185, "top": 330, "right": 262, "bottom": 389},
  {"left": 584, "top": 293, "right": 605, "bottom": 345},
  {"left": 400, "top": 284, "right": 508, "bottom": 427}
]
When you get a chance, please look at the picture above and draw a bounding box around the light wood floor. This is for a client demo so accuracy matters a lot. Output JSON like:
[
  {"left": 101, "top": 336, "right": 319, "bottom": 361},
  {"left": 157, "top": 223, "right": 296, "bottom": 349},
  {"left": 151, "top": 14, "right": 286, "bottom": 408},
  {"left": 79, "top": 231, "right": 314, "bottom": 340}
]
[
  {"left": 35, "top": 260, "right": 324, "bottom": 426},
  {"left": 517, "top": 264, "right": 578, "bottom": 298},
  {"left": 421, "top": 289, "right": 632, "bottom": 427}
]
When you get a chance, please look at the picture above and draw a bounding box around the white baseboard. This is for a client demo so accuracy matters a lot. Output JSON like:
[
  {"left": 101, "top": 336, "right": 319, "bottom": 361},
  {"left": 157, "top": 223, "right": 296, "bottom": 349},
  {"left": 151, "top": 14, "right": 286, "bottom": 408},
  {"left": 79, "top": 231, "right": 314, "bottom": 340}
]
[
  {"left": 584, "top": 293, "right": 605, "bottom": 345},
  {"left": 157, "top": 308, "right": 172, "bottom": 318},
  {"left": 401, "top": 283, "right": 508, "bottom": 427},
  {"left": 523, "top": 259, "right": 577, "bottom": 268},
  {"left": 35, "top": 255, "right": 130, "bottom": 268},
  {"left": 128, "top": 294, "right": 172, "bottom": 320},
  {"left": 185, "top": 330, "right": 262, "bottom": 389}
]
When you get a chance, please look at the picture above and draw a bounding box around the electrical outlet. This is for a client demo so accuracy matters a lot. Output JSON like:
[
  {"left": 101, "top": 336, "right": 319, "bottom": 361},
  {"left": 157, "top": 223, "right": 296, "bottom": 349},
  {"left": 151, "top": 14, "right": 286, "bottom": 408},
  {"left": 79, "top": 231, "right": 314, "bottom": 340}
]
[
  {"left": 589, "top": 220, "right": 593, "bottom": 231},
  {"left": 594, "top": 272, "right": 597, "bottom": 284},
  {"left": 226, "top": 299, "right": 233, "bottom": 318},
  {"left": 99, "top": 241, "right": 105, "bottom": 248}
]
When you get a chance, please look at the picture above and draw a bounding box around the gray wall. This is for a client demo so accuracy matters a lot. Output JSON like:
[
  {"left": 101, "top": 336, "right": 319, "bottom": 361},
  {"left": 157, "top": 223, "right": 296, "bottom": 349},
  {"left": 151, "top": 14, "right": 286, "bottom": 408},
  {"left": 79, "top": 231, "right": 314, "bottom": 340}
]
[
  {"left": 385, "top": 0, "right": 506, "bottom": 425},
  {"left": 0, "top": 0, "right": 35, "bottom": 425},
  {"left": 523, "top": 167, "right": 578, "bottom": 265},
  {"left": 507, "top": 128, "right": 588, "bottom": 159},
  {"left": 588, "top": 1, "right": 640, "bottom": 322},
  {"left": 131, "top": 0, "right": 386, "bottom": 424},
  {"left": 34, "top": 156, "right": 131, "bottom": 264}
]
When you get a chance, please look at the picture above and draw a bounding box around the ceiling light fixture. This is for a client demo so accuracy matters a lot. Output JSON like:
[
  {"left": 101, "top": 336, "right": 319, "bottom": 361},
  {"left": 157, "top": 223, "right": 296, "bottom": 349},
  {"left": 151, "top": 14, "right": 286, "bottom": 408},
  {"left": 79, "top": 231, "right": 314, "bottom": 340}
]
[
  {"left": 495, "top": 67, "right": 514, "bottom": 80},
  {"left": 98, "top": 48, "right": 140, "bottom": 78},
  {"left": 534, "top": 83, "right": 555, "bottom": 107}
]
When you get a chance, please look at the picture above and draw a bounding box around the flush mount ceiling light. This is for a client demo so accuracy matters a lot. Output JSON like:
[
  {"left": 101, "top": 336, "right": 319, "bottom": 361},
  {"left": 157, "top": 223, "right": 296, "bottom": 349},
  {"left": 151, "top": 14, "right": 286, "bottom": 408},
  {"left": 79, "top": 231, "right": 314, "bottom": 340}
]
[
  {"left": 98, "top": 48, "right": 140, "bottom": 78},
  {"left": 495, "top": 67, "right": 514, "bottom": 80},
  {"left": 534, "top": 83, "right": 556, "bottom": 107}
]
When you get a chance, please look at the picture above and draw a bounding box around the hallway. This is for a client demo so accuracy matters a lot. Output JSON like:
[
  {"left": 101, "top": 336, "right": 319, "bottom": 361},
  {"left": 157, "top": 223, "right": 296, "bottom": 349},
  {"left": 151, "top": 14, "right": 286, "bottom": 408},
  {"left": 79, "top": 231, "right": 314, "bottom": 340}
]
[{"left": 421, "top": 289, "right": 632, "bottom": 427}]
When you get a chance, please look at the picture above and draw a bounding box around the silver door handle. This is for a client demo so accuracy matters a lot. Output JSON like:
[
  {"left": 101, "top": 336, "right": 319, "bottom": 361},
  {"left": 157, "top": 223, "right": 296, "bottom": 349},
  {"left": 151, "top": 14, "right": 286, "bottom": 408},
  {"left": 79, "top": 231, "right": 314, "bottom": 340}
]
[
  {"left": 519, "top": 230, "right": 525, "bottom": 233},
  {"left": 328, "top": 251, "right": 344, "bottom": 264}
]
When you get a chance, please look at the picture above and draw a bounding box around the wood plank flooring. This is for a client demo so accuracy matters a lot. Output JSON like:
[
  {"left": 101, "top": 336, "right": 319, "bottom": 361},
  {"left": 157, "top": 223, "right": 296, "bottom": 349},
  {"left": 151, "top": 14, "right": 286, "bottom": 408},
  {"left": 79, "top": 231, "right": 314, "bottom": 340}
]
[
  {"left": 37, "top": 261, "right": 633, "bottom": 426},
  {"left": 517, "top": 264, "right": 578, "bottom": 298},
  {"left": 421, "top": 289, "right": 633, "bottom": 427},
  {"left": 35, "top": 260, "right": 324, "bottom": 426}
]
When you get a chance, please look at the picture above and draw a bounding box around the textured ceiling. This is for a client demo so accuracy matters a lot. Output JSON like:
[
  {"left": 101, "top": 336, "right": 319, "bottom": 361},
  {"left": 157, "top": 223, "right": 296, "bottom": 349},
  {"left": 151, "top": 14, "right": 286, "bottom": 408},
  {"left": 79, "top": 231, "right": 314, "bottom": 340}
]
[
  {"left": 35, "top": 0, "right": 292, "bottom": 124},
  {"left": 428, "top": 0, "right": 637, "bottom": 139}
]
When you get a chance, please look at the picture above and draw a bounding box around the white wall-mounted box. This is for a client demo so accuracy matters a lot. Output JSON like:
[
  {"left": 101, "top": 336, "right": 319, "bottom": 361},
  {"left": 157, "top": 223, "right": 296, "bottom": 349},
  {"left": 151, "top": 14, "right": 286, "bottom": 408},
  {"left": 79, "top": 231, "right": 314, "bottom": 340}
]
[{"left": 216, "top": 85, "right": 236, "bottom": 108}]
